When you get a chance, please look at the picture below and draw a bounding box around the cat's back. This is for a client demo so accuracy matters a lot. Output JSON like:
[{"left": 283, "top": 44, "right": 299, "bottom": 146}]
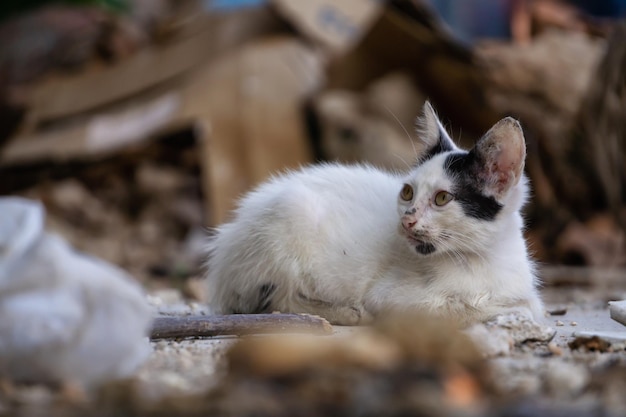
[
  {"left": 206, "top": 163, "right": 402, "bottom": 316},
  {"left": 246, "top": 163, "right": 399, "bottom": 206},
  {"left": 230, "top": 163, "right": 401, "bottom": 229}
]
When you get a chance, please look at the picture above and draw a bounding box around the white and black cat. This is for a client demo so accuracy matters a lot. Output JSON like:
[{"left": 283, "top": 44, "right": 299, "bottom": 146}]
[{"left": 205, "top": 102, "right": 543, "bottom": 326}]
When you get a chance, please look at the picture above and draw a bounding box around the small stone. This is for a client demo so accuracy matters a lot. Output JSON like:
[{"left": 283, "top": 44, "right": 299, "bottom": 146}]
[
  {"left": 555, "top": 320, "right": 564, "bottom": 326},
  {"left": 489, "top": 312, "right": 556, "bottom": 343},
  {"left": 547, "top": 307, "right": 568, "bottom": 316},
  {"left": 544, "top": 360, "right": 589, "bottom": 398},
  {"left": 569, "top": 335, "right": 611, "bottom": 352},
  {"left": 609, "top": 300, "right": 626, "bottom": 327},
  {"left": 548, "top": 342, "right": 563, "bottom": 356},
  {"left": 465, "top": 323, "right": 511, "bottom": 357},
  {"left": 183, "top": 278, "right": 208, "bottom": 302},
  {"left": 570, "top": 321, "right": 577, "bottom": 326}
]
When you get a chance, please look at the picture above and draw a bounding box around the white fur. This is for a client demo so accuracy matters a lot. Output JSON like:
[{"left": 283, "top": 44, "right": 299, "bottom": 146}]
[{"left": 205, "top": 108, "right": 543, "bottom": 326}]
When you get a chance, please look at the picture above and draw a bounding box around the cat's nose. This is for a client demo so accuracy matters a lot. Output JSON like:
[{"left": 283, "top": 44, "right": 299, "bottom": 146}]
[{"left": 402, "top": 217, "right": 417, "bottom": 230}]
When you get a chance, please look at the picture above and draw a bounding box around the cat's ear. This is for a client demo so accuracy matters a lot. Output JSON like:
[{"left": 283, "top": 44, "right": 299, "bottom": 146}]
[
  {"left": 416, "top": 101, "right": 457, "bottom": 160},
  {"left": 472, "top": 117, "right": 526, "bottom": 198}
]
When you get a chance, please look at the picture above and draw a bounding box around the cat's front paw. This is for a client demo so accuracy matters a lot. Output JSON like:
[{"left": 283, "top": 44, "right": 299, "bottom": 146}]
[{"left": 324, "top": 305, "right": 373, "bottom": 326}]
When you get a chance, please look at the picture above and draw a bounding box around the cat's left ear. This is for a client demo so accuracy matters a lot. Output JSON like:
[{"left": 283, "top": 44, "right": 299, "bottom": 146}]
[
  {"left": 472, "top": 117, "right": 526, "bottom": 198},
  {"left": 416, "top": 101, "right": 457, "bottom": 157}
]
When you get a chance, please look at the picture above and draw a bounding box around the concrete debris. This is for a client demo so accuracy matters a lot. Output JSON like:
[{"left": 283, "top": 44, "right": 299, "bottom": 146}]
[
  {"left": 466, "top": 312, "right": 556, "bottom": 357},
  {"left": 465, "top": 323, "right": 512, "bottom": 356},
  {"left": 572, "top": 331, "right": 626, "bottom": 346},
  {"left": 489, "top": 357, "right": 544, "bottom": 395},
  {"left": 544, "top": 360, "right": 590, "bottom": 398},
  {"left": 568, "top": 335, "right": 612, "bottom": 352},
  {"left": 490, "top": 356, "right": 590, "bottom": 398},
  {"left": 0, "top": 197, "right": 153, "bottom": 387},
  {"left": 489, "top": 312, "right": 556, "bottom": 344},
  {"left": 609, "top": 300, "right": 626, "bottom": 326}
]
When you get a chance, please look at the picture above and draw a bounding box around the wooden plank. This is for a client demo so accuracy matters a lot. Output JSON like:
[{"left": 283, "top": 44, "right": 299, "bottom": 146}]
[
  {"left": 28, "top": 32, "right": 212, "bottom": 124},
  {"left": 191, "top": 54, "right": 250, "bottom": 226},
  {"left": 150, "top": 314, "right": 333, "bottom": 339},
  {"left": 189, "top": 37, "right": 320, "bottom": 226},
  {"left": 239, "top": 37, "right": 320, "bottom": 184},
  {"left": 24, "top": 6, "right": 283, "bottom": 125},
  {"left": 0, "top": 92, "right": 183, "bottom": 166}
]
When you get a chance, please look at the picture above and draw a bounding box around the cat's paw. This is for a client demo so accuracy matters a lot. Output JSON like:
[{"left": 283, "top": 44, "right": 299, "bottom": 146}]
[{"left": 328, "top": 305, "right": 373, "bottom": 326}]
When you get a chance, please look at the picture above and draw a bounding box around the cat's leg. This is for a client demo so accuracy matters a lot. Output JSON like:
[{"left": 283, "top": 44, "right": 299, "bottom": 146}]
[
  {"left": 287, "top": 291, "right": 373, "bottom": 326},
  {"left": 220, "top": 281, "right": 372, "bottom": 325}
]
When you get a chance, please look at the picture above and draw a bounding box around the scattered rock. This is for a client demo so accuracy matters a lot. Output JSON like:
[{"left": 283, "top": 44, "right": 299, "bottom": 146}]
[
  {"left": 548, "top": 342, "right": 563, "bottom": 356},
  {"left": 572, "top": 331, "right": 626, "bottom": 346},
  {"left": 183, "top": 277, "right": 208, "bottom": 302},
  {"left": 544, "top": 360, "right": 590, "bottom": 398},
  {"left": 489, "top": 357, "right": 544, "bottom": 395},
  {"left": 214, "top": 317, "right": 488, "bottom": 417},
  {"left": 491, "top": 312, "right": 556, "bottom": 344},
  {"left": 548, "top": 306, "right": 568, "bottom": 316},
  {"left": 465, "top": 323, "right": 512, "bottom": 356},
  {"left": 466, "top": 312, "right": 555, "bottom": 357},
  {"left": 609, "top": 300, "right": 626, "bottom": 326},
  {"left": 569, "top": 335, "right": 612, "bottom": 352}
]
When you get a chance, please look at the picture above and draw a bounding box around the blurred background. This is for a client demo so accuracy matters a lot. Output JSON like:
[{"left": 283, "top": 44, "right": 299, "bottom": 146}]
[{"left": 1, "top": 0, "right": 625, "bottom": 294}]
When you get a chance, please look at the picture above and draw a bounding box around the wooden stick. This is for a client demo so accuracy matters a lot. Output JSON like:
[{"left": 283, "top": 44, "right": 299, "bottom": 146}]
[{"left": 150, "top": 314, "right": 334, "bottom": 340}]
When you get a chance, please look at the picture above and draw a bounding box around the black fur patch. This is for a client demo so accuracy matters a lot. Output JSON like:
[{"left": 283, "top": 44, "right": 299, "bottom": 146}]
[
  {"left": 298, "top": 291, "right": 333, "bottom": 307},
  {"left": 444, "top": 152, "right": 503, "bottom": 221},
  {"left": 419, "top": 130, "right": 455, "bottom": 164},
  {"left": 254, "top": 283, "right": 276, "bottom": 313},
  {"left": 416, "top": 242, "right": 436, "bottom": 255}
]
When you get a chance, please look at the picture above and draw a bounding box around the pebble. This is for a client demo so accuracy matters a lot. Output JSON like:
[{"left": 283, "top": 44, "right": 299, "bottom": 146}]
[
  {"left": 544, "top": 360, "right": 589, "bottom": 398},
  {"left": 465, "top": 324, "right": 511, "bottom": 357},
  {"left": 490, "top": 312, "right": 556, "bottom": 343},
  {"left": 609, "top": 300, "right": 626, "bottom": 327},
  {"left": 548, "top": 343, "right": 563, "bottom": 356}
]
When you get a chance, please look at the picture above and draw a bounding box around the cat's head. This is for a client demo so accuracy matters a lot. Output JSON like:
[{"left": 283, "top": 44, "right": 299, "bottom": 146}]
[{"left": 397, "top": 101, "right": 527, "bottom": 256}]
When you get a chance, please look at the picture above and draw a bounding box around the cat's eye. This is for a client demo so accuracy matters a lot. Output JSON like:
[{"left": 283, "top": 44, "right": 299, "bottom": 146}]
[
  {"left": 434, "top": 190, "right": 454, "bottom": 206},
  {"left": 400, "top": 184, "right": 414, "bottom": 201}
]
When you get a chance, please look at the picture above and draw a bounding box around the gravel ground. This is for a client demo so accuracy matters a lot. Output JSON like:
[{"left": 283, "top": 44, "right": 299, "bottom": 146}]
[
  {"left": 1, "top": 282, "right": 625, "bottom": 417},
  {"left": 131, "top": 284, "right": 626, "bottom": 406}
]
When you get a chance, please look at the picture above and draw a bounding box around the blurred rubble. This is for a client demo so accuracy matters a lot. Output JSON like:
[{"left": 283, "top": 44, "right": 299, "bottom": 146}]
[
  {"left": 1, "top": 0, "right": 624, "bottom": 273},
  {"left": 0, "top": 197, "right": 152, "bottom": 386},
  {"left": 1, "top": 0, "right": 626, "bottom": 414},
  {"left": 1, "top": 311, "right": 626, "bottom": 416}
]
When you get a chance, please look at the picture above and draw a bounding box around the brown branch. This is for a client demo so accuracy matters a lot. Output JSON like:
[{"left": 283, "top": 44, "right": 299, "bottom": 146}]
[{"left": 150, "top": 314, "right": 334, "bottom": 340}]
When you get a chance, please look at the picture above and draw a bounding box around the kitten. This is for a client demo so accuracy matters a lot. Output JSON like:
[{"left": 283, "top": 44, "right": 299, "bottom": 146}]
[{"left": 205, "top": 102, "right": 543, "bottom": 326}]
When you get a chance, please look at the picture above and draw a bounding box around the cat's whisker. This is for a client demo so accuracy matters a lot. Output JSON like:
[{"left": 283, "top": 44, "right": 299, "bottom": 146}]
[
  {"left": 437, "top": 233, "right": 488, "bottom": 265},
  {"left": 437, "top": 238, "right": 468, "bottom": 266},
  {"left": 390, "top": 152, "right": 412, "bottom": 171},
  {"left": 383, "top": 105, "right": 419, "bottom": 160}
]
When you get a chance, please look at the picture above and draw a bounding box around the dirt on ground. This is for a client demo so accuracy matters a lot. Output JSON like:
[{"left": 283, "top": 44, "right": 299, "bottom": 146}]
[{"left": 1, "top": 279, "right": 625, "bottom": 417}]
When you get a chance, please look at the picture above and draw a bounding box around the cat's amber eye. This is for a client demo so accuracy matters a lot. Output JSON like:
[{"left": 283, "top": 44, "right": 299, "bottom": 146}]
[
  {"left": 434, "top": 190, "right": 454, "bottom": 206},
  {"left": 400, "top": 184, "right": 414, "bottom": 201}
]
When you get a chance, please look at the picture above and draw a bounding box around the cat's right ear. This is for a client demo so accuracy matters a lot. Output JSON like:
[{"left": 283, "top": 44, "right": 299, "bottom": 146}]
[{"left": 416, "top": 101, "right": 457, "bottom": 161}]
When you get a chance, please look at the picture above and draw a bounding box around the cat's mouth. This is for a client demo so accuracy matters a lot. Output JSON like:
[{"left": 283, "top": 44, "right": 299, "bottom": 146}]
[{"left": 405, "top": 234, "right": 437, "bottom": 255}]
